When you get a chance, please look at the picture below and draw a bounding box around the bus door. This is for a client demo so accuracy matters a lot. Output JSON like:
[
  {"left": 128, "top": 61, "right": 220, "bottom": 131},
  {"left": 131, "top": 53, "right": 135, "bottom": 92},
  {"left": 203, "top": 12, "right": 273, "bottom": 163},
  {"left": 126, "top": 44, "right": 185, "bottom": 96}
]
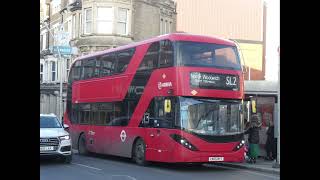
[
  {"left": 96, "top": 103, "right": 113, "bottom": 154},
  {"left": 144, "top": 122, "right": 164, "bottom": 162},
  {"left": 78, "top": 104, "right": 95, "bottom": 152},
  {"left": 109, "top": 102, "right": 132, "bottom": 157},
  {"left": 144, "top": 97, "right": 175, "bottom": 162}
]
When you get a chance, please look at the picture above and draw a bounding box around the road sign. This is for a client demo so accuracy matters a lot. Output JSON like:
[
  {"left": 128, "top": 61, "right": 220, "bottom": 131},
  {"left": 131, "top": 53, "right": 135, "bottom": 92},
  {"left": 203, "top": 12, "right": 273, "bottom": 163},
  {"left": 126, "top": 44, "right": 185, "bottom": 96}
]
[
  {"left": 54, "top": 31, "right": 70, "bottom": 46},
  {"left": 51, "top": 46, "right": 72, "bottom": 55}
]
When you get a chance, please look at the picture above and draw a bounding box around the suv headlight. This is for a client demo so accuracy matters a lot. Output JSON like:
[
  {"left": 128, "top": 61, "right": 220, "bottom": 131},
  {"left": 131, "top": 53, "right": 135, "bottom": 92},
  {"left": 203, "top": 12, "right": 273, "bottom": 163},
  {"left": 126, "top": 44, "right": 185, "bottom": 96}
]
[{"left": 59, "top": 135, "right": 70, "bottom": 140}]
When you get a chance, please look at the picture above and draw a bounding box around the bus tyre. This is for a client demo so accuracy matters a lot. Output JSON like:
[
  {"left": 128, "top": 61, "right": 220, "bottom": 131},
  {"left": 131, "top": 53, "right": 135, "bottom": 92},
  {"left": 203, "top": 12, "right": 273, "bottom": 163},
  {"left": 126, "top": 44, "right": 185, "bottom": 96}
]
[
  {"left": 78, "top": 134, "right": 89, "bottom": 156},
  {"left": 133, "top": 139, "right": 148, "bottom": 166},
  {"left": 63, "top": 155, "right": 72, "bottom": 163}
]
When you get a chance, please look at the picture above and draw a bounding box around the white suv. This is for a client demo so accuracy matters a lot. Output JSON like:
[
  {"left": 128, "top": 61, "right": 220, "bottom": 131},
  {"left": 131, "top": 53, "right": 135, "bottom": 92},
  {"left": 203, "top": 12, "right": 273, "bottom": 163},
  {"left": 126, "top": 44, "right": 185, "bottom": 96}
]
[{"left": 40, "top": 114, "right": 72, "bottom": 163}]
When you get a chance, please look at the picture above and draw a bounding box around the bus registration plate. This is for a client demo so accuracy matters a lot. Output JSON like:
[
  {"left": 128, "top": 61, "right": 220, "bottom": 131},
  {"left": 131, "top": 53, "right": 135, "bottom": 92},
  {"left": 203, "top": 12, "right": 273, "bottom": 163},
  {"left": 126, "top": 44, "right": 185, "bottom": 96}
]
[
  {"left": 208, "top": 157, "right": 224, "bottom": 162},
  {"left": 40, "top": 146, "right": 54, "bottom": 151}
]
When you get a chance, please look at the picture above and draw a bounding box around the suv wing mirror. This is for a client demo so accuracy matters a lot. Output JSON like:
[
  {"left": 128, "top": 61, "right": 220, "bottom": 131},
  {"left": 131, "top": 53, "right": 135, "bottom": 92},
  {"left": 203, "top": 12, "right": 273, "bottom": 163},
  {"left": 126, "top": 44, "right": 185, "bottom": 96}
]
[{"left": 63, "top": 124, "right": 69, "bottom": 130}]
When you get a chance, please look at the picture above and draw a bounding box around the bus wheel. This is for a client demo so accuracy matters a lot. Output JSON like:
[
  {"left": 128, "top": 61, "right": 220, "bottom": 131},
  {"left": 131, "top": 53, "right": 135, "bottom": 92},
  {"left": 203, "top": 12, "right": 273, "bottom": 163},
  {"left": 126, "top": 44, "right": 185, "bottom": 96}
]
[
  {"left": 78, "top": 134, "right": 89, "bottom": 156},
  {"left": 133, "top": 138, "right": 148, "bottom": 166}
]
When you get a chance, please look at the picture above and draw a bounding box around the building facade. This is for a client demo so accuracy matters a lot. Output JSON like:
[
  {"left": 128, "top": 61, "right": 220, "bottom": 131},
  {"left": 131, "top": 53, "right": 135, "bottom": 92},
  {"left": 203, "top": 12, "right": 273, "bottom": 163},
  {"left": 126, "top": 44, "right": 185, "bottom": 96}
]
[
  {"left": 175, "top": 0, "right": 265, "bottom": 81},
  {"left": 40, "top": 0, "right": 177, "bottom": 118}
]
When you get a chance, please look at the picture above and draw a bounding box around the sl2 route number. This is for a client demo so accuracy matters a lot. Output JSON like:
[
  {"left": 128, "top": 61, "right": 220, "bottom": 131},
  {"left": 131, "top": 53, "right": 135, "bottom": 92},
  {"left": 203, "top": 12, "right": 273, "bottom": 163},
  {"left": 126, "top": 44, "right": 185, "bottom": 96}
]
[{"left": 226, "top": 76, "right": 237, "bottom": 86}]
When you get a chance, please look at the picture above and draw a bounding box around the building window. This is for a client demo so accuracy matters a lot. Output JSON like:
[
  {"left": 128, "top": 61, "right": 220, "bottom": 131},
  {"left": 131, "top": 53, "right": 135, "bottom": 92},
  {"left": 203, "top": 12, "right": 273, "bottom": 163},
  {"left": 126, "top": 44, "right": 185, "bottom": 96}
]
[
  {"left": 117, "top": 8, "right": 128, "bottom": 35},
  {"left": 79, "top": 13, "right": 82, "bottom": 36},
  {"left": 97, "top": 7, "right": 113, "bottom": 34},
  {"left": 40, "top": 35, "right": 43, "bottom": 51},
  {"left": 68, "top": 0, "right": 75, "bottom": 4},
  {"left": 160, "top": 18, "right": 172, "bottom": 35},
  {"left": 66, "top": 59, "right": 71, "bottom": 81},
  {"left": 165, "top": 20, "right": 168, "bottom": 34},
  {"left": 160, "top": 18, "right": 163, "bottom": 35},
  {"left": 51, "top": 0, "right": 61, "bottom": 15},
  {"left": 53, "top": 25, "right": 59, "bottom": 45},
  {"left": 72, "top": 14, "right": 76, "bottom": 38},
  {"left": 43, "top": 33, "right": 47, "bottom": 50},
  {"left": 84, "top": 8, "right": 92, "bottom": 34},
  {"left": 67, "top": 19, "right": 72, "bottom": 41},
  {"left": 51, "top": 61, "right": 56, "bottom": 82},
  {"left": 40, "top": 64, "right": 44, "bottom": 83}
]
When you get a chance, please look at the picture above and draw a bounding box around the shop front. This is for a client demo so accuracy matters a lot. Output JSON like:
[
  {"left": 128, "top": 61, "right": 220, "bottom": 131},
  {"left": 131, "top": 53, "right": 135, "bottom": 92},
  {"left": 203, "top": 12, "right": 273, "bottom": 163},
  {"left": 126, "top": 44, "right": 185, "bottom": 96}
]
[{"left": 244, "top": 81, "right": 278, "bottom": 158}]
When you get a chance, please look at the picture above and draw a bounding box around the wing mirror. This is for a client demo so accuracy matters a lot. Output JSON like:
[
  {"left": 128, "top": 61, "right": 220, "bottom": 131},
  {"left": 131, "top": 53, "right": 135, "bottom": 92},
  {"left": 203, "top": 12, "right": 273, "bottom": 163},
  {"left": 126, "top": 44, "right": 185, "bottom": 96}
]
[{"left": 63, "top": 124, "right": 70, "bottom": 131}]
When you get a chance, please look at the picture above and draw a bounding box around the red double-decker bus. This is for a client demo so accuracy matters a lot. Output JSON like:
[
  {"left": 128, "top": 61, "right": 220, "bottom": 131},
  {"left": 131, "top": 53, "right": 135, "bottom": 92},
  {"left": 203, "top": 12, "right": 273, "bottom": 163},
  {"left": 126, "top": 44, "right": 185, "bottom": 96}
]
[{"left": 64, "top": 33, "right": 245, "bottom": 165}]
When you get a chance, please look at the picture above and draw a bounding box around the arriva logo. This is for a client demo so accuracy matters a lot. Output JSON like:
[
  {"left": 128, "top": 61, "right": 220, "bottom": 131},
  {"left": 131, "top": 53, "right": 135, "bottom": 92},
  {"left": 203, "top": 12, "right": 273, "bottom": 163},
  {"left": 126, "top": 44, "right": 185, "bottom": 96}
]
[{"left": 158, "top": 82, "right": 172, "bottom": 90}]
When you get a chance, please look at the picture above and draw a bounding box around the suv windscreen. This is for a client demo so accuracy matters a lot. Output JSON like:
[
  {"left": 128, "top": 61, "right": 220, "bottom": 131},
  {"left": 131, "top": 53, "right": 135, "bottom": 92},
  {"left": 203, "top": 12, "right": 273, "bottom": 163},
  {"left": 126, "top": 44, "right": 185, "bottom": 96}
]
[{"left": 40, "top": 116, "right": 62, "bottom": 128}]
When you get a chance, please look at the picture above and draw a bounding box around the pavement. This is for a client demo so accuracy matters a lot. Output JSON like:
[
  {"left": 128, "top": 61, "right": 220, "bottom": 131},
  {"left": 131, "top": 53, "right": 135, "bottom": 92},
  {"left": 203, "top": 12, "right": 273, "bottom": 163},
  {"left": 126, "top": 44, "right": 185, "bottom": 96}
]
[{"left": 212, "top": 158, "right": 280, "bottom": 175}]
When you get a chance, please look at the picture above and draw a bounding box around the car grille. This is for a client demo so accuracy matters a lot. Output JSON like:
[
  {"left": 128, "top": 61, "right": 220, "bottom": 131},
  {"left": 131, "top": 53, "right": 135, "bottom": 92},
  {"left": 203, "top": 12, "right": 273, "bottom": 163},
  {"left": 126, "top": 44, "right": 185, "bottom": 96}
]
[{"left": 40, "top": 137, "right": 60, "bottom": 151}]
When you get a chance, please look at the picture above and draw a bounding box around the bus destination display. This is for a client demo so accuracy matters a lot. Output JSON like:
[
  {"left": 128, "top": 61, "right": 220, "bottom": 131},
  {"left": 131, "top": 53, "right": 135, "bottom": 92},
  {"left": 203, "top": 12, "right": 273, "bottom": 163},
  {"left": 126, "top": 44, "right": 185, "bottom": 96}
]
[{"left": 190, "top": 72, "right": 239, "bottom": 91}]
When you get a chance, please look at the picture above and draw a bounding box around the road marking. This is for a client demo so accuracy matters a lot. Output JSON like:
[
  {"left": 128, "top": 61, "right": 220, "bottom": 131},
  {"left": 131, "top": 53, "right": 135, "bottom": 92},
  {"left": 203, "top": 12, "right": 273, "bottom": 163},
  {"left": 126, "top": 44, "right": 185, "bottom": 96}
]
[
  {"left": 71, "top": 163, "right": 102, "bottom": 171},
  {"left": 213, "top": 165, "right": 279, "bottom": 179},
  {"left": 111, "top": 175, "right": 137, "bottom": 180}
]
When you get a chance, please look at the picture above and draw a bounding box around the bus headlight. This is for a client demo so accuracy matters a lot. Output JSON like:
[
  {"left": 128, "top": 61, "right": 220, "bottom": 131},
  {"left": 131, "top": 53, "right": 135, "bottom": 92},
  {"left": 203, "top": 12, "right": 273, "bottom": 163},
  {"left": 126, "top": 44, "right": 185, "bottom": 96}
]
[
  {"left": 170, "top": 134, "right": 198, "bottom": 151},
  {"left": 233, "top": 139, "right": 245, "bottom": 151}
]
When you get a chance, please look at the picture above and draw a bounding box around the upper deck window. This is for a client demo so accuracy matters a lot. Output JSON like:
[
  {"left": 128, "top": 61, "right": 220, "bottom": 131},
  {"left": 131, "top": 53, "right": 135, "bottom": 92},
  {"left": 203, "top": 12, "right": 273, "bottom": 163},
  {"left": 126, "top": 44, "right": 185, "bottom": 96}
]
[
  {"left": 81, "top": 59, "right": 95, "bottom": 80},
  {"left": 176, "top": 41, "right": 241, "bottom": 70},
  {"left": 116, "top": 48, "right": 135, "bottom": 73},
  {"left": 100, "top": 53, "right": 116, "bottom": 77},
  {"left": 159, "top": 40, "right": 173, "bottom": 68}
]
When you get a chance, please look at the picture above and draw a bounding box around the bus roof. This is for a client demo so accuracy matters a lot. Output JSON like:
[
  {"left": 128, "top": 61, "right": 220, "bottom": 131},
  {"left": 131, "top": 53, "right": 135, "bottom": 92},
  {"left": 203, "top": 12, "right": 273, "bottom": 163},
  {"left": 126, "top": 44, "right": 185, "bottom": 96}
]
[{"left": 73, "top": 33, "right": 236, "bottom": 62}]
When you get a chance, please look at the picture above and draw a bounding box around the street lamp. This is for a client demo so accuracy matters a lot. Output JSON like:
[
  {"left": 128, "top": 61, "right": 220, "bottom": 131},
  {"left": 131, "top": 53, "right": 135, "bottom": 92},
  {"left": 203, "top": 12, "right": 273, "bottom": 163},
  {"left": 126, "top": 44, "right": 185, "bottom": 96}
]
[{"left": 273, "top": 46, "right": 280, "bottom": 168}]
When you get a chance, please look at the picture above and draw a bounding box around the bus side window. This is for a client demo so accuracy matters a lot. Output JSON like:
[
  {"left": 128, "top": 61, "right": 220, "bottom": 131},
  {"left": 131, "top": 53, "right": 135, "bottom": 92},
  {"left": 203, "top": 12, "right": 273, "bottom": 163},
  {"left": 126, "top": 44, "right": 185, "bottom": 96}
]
[
  {"left": 97, "top": 103, "right": 112, "bottom": 125},
  {"left": 137, "top": 42, "right": 159, "bottom": 71},
  {"left": 79, "top": 104, "right": 91, "bottom": 124},
  {"left": 71, "top": 104, "right": 79, "bottom": 124},
  {"left": 93, "top": 60, "right": 100, "bottom": 78},
  {"left": 81, "top": 59, "right": 95, "bottom": 80},
  {"left": 116, "top": 48, "right": 135, "bottom": 73},
  {"left": 91, "top": 103, "right": 100, "bottom": 125},
  {"left": 159, "top": 40, "right": 173, "bottom": 68},
  {"left": 100, "top": 53, "right": 116, "bottom": 77},
  {"left": 70, "top": 60, "right": 82, "bottom": 83}
]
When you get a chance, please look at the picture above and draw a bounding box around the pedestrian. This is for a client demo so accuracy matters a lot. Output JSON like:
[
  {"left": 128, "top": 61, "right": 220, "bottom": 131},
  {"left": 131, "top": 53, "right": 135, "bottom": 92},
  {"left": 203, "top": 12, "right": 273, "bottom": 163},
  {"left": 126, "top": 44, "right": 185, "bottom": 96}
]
[
  {"left": 244, "top": 114, "right": 261, "bottom": 164},
  {"left": 265, "top": 119, "right": 275, "bottom": 161}
]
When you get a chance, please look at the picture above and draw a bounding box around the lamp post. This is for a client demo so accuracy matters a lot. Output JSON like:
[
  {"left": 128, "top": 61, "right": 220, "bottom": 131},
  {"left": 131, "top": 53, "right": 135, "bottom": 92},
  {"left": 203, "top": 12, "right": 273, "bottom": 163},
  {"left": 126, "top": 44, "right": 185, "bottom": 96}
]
[
  {"left": 277, "top": 46, "right": 280, "bottom": 166},
  {"left": 273, "top": 46, "right": 280, "bottom": 168}
]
